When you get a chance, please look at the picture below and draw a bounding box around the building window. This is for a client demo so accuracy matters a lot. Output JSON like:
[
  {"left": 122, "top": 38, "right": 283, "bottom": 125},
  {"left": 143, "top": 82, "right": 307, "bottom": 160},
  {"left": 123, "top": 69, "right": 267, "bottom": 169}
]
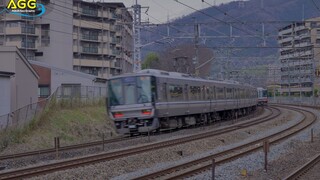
[
  {"left": 61, "top": 84, "right": 81, "bottom": 98},
  {"left": 38, "top": 86, "right": 50, "bottom": 98}
]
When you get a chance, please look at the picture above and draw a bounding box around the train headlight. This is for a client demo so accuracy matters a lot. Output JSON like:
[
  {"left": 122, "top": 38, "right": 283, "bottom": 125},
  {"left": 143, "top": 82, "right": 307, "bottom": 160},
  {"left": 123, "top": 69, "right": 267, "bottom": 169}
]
[
  {"left": 141, "top": 109, "right": 152, "bottom": 115},
  {"left": 113, "top": 112, "right": 124, "bottom": 118}
]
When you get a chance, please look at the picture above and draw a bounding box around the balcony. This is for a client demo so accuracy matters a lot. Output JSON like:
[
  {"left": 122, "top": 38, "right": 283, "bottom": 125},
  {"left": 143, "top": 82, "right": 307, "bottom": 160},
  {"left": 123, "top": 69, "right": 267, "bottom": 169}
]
[
  {"left": 82, "top": 9, "right": 98, "bottom": 16},
  {"left": 291, "top": 59, "right": 313, "bottom": 66},
  {"left": 279, "top": 28, "right": 292, "bottom": 35},
  {"left": 82, "top": 47, "right": 98, "bottom": 54},
  {"left": 73, "top": 58, "right": 111, "bottom": 68},
  {"left": 294, "top": 25, "right": 307, "bottom": 32},
  {"left": 99, "top": 10, "right": 110, "bottom": 18},
  {"left": 278, "top": 36, "right": 293, "bottom": 44},
  {"left": 73, "top": 19, "right": 110, "bottom": 30},
  {"left": 111, "top": 49, "right": 120, "bottom": 56},
  {"left": 22, "top": 41, "right": 36, "bottom": 49},
  {"left": 5, "top": 41, "right": 21, "bottom": 48},
  {"left": 296, "top": 42, "right": 312, "bottom": 47},
  {"left": 22, "top": 16, "right": 35, "bottom": 21},
  {"left": 280, "top": 87, "right": 312, "bottom": 93},
  {"left": 21, "top": 27, "right": 35, "bottom": 34},
  {"left": 82, "top": 34, "right": 99, "bottom": 41},
  {"left": 282, "top": 77, "right": 313, "bottom": 84}
]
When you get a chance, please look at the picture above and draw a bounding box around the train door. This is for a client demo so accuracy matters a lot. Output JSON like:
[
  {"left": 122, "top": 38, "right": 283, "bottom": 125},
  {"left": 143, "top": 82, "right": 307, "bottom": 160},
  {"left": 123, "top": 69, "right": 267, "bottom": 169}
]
[
  {"left": 163, "top": 82, "right": 169, "bottom": 116},
  {"left": 157, "top": 79, "right": 169, "bottom": 118},
  {"left": 184, "top": 84, "right": 189, "bottom": 115},
  {"left": 202, "top": 85, "right": 207, "bottom": 113},
  {"left": 208, "top": 86, "right": 214, "bottom": 113}
]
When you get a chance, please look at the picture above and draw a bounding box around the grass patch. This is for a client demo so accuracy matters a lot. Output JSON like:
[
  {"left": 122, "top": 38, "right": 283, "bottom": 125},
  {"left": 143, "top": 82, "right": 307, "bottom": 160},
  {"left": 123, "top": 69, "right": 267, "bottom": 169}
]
[{"left": 0, "top": 100, "right": 116, "bottom": 154}]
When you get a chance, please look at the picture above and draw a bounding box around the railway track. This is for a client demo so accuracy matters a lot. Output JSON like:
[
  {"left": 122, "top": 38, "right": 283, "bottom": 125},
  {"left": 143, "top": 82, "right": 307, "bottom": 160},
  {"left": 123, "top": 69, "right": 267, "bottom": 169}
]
[
  {"left": 284, "top": 153, "right": 320, "bottom": 180},
  {"left": 133, "top": 105, "right": 316, "bottom": 180},
  {"left": 0, "top": 136, "right": 128, "bottom": 161},
  {"left": 0, "top": 106, "right": 280, "bottom": 179},
  {"left": 0, "top": 107, "right": 265, "bottom": 161}
]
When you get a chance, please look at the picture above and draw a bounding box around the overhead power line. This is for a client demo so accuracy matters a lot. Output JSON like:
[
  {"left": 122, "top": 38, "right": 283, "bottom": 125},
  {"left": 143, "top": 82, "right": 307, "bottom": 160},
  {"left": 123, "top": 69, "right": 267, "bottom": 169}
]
[{"left": 311, "top": 0, "right": 320, "bottom": 12}]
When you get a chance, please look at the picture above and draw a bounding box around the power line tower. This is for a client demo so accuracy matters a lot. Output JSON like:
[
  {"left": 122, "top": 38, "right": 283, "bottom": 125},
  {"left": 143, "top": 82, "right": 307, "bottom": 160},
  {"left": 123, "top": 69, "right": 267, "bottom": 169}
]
[
  {"left": 238, "top": 0, "right": 245, "bottom": 8},
  {"left": 132, "top": 0, "right": 142, "bottom": 72}
]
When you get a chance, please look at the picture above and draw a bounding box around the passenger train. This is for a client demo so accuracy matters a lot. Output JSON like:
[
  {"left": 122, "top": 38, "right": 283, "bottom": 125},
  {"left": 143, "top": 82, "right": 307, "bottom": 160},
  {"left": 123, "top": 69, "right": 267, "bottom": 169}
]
[
  {"left": 107, "top": 69, "right": 257, "bottom": 135},
  {"left": 257, "top": 87, "right": 268, "bottom": 105}
]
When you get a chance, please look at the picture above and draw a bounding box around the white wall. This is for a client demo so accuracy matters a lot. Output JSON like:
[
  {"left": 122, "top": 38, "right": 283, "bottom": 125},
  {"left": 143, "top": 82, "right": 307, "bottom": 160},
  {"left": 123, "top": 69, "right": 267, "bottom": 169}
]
[
  {"left": 0, "top": 76, "right": 11, "bottom": 116},
  {"left": 36, "top": 0, "right": 74, "bottom": 70},
  {"left": 51, "top": 69, "right": 98, "bottom": 93}
]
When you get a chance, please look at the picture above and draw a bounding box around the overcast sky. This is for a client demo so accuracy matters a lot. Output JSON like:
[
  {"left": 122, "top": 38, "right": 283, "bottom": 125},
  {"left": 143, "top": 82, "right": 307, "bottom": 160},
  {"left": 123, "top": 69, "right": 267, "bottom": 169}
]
[{"left": 102, "top": 0, "right": 235, "bottom": 23}]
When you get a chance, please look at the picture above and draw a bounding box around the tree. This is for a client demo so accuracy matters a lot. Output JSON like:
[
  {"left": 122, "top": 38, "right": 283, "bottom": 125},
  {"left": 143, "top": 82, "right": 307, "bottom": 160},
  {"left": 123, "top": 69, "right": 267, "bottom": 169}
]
[
  {"left": 142, "top": 52, "right": 159, "bottom": 69},
  {"left": 158, "top": 44, "right": 214, "bottom": 78}
]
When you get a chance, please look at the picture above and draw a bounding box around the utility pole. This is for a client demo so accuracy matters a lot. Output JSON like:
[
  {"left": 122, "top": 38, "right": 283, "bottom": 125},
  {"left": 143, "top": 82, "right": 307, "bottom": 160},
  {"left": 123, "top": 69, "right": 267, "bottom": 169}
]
[
  {"left": 133, "top": 0, "right": 142, "bottom": 72},
  {"left": 194, "top": 18, "right": 200, "bottom": 76}
]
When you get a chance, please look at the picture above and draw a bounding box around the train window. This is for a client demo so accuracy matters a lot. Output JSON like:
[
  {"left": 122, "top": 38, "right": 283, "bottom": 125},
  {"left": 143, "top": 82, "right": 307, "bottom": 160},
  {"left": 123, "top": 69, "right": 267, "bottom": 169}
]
[
  {"left": 124, "top": 83, "right": 136, "bottom": 104},
  {"left": 151, "top": 77, "right": 157, "bottom": 102},
  {"left": 161, "top": 83, "right": 167, "bottom": 102},
  {"left": 169, "top": 84, "right": 183, "bottom": 101},
  {"left": 212, "top": 87, "right": 216, "bottom": 100},
  {"left": 184, "top": 84, "right": 189, "bottom": 101},
  {"left": 206, "top": 87, "right": 210, "bottom": 99},
  {"left": 240, "top": 89, "right": 245, "bottom": 99},
  {"left": 190, "top": 86, "right": 201, "bottom": 100},
  {"left": 137, "top": 76, "right": 152, "bottom": 103},
  {"left": 216, "top": 87, "right": 224, "bottom": 99},
  {"left": 108, "top": 78, "right": 123, "bottom": 106},
  {"left": 226, "top": 88, "right": 233, "bottom": 99}
]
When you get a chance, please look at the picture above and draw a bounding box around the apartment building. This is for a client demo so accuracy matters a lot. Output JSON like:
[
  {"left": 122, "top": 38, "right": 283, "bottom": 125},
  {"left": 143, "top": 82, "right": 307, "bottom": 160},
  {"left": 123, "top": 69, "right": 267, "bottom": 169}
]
[
  {"left": 267, "top": 64, "right": 281, "bottom": 85},
  {"left": 278, "top": 17, "right": 320, "bottom": 96},
  {"left": 0, "top": 0, "right": 133, "bottom": 78}
]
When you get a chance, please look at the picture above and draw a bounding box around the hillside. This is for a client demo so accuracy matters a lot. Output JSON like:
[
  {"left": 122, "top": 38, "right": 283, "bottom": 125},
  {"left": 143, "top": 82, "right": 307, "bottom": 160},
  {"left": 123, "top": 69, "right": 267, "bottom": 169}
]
[
  {"left": 141, "top": 0, "right": 320, "bottom": 86},
  {"left": 0, "top": 105, "right": 116, "bottom": 154},
  {"left": 143, "top": 0, "right": 319, "bottom": 58}
]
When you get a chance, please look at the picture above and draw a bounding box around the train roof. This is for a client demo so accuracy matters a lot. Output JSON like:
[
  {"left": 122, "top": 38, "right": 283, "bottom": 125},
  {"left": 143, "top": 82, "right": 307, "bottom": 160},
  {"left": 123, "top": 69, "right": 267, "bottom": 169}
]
[
  {"left": 257, "top": 87, "right": 267, "bottom": 90},
  {"left": 109, "top": 69, "right": 255, "bottom": 88}
]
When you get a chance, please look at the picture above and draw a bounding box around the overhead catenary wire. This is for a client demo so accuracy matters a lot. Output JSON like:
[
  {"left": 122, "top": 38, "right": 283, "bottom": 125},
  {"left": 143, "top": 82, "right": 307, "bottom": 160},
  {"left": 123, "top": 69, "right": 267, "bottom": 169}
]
[
  {"left": 311, "top": 0, "right": 320, "bottom": 12},
  {"left": 173, "top": 0, "right": 266, "bottom": 41}
]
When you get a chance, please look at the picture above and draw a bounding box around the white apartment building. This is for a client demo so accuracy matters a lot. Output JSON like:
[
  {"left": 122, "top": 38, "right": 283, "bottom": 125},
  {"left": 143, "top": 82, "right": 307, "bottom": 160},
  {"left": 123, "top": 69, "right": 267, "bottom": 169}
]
[
  {"left": 267, "top": 64, "right": 281, "bottom": 85},
  {"left": 278, "top": 17, "right": 320, "bottom": 96},
  {"left": 0, "top": 0, "right": 133, "bottom": 78}
]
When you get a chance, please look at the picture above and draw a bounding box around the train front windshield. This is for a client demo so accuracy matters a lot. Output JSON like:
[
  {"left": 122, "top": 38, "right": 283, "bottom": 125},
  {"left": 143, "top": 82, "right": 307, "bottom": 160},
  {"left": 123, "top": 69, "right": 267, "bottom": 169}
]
[
  {"left": 258, "top": 89, "right": 268, "bottom": 98},
  {"left": 108, "top": 76, "right": 155, "bottom": 106},
  {"left": 262, "top": 90, "right": 267, "bottom": 97}
]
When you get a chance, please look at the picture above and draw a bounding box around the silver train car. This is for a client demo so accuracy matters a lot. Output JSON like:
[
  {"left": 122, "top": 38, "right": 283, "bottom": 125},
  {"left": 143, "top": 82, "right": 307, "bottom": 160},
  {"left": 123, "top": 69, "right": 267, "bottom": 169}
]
[
  {"left": 257, "top": 87, "right": 268, "bottom": 105},
  {"left": 107, "top": 69, "right": 257, "bottom": 135}
]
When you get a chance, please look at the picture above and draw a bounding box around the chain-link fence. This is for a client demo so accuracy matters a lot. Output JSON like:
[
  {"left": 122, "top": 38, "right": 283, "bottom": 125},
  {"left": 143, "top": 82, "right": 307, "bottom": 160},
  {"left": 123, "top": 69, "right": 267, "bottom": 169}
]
[{"left": 0, "top": 85, "right": 107, "bottom": 131}]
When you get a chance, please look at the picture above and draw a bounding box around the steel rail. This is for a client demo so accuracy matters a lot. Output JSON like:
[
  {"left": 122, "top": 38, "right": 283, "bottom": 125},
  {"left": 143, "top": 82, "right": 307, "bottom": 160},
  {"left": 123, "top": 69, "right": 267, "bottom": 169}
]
[
  {"left": 0, "top": 107, "right": 279, "bottom": 179},
  {"left": 284, "top": 153, "right": 320, "bottom": 180},
  {"left": 0, "top": 107, "right": 265, "bottom": 161},
  {"left": 134, "top": 105, "right": 316, "bottom": 180}
]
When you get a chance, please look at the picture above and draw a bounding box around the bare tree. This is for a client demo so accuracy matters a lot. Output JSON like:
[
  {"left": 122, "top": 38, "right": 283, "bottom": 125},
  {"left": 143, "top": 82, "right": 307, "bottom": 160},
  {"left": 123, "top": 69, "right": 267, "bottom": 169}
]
[{"left": 146, "top": 44, "right": 214, "bottom": 78}]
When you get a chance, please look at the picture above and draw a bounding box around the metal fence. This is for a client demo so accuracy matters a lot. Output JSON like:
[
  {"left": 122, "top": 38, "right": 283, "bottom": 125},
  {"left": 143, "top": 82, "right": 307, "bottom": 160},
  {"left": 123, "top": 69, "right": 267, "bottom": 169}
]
[
  {"left": 269, "top": 96, "right": 320, "bottom": 106},
  {"left": 0, "top": 86, "right": 107, "bottom": 131}
]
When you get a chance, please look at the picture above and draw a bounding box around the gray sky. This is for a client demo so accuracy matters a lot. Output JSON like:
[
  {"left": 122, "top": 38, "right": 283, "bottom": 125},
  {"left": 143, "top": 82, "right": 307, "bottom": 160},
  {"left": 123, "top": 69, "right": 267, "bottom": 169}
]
[{"left": 102, "top": 0, "right": 235, "bottom": 23}]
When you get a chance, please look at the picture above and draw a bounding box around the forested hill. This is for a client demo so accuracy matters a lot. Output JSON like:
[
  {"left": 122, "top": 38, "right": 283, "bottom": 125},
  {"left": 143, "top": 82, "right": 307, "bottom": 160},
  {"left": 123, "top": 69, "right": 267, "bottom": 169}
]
[{"left": 142, "top": 0, "right": 320, "bottom": 59}]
